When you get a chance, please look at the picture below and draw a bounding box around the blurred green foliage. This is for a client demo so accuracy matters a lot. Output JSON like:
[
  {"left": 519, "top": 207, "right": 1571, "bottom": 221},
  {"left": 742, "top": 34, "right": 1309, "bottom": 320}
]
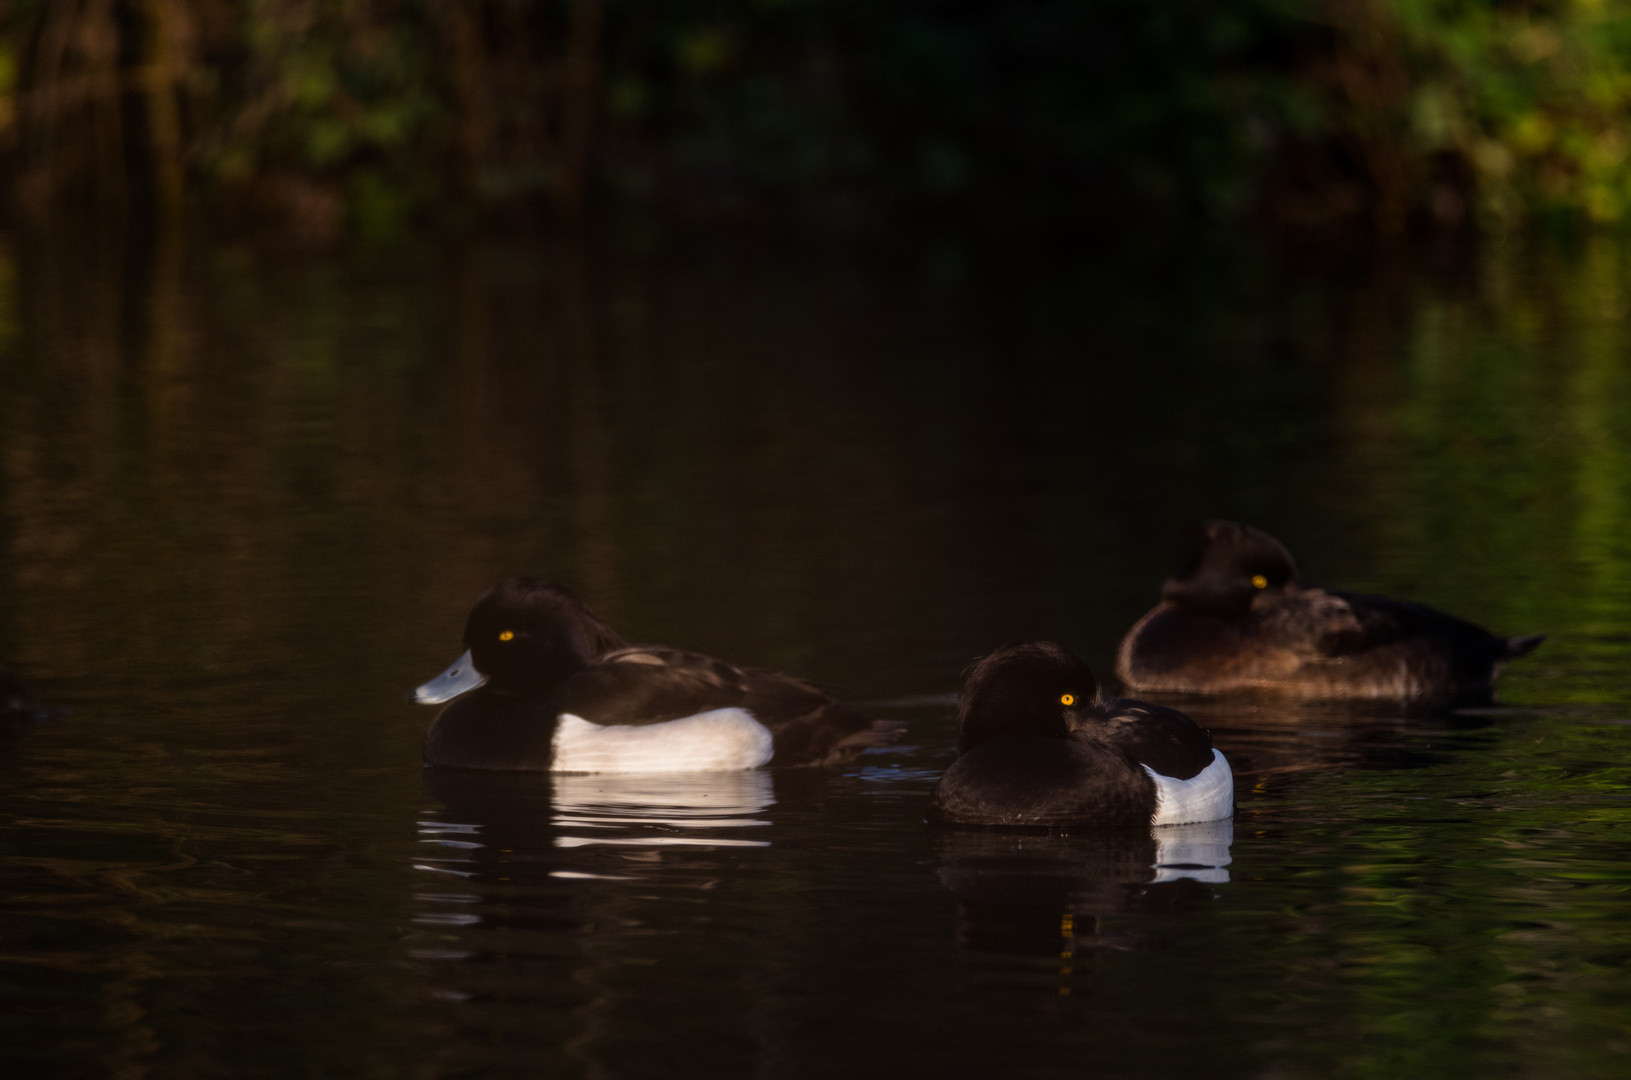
[{"left": 3, "top": 0, "right": 1631, "bottom": 236}]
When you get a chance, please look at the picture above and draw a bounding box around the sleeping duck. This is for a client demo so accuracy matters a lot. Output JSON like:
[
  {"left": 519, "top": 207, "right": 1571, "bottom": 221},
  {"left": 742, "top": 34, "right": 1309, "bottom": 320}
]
[
  {"left": 1115, "top": 521, "right": 1545, "bottom": 702},
  {"left": 413, "top": 577, "right": 891, "bottom": 771},
  {"left": 928, "top": 642, "right": 1233, "bottom": 828}
]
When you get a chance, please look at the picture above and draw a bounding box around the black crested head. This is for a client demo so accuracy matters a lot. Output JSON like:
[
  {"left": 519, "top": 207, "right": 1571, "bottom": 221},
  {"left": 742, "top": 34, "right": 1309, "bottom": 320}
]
[
  {"left": 1160, "top": 520, "right": 1298, "bottom": 618},
  {"left": 956, "top": 642, "right": 1099, "bottom": 756},
  {"left": 463, "top": 578, "right": 625, "bottom": 696}
]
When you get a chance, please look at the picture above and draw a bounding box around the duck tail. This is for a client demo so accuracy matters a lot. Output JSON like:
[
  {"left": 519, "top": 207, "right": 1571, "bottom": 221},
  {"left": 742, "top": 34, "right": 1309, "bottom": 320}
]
[{"left": 1505, "top": 634, "right": 1546, "bottom": 659}]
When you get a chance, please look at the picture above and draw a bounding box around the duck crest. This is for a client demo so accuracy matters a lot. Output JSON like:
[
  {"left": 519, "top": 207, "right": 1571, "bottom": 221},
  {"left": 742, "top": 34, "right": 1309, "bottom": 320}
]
[
  {"left": 1160, "top": 520, "right": 1297, "bottom": 617},
  {"left": 465, "top": 578, "right": 626, "bottom": 697},
  {"left": 956, "top": 642, "right": 1098, "bottom": 755}
]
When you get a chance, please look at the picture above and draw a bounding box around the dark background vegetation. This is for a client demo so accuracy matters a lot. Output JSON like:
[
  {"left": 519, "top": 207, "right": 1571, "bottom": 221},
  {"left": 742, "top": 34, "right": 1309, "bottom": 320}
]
[{"left": 4, "top": 0, "right": 1631, "bottom": 242}]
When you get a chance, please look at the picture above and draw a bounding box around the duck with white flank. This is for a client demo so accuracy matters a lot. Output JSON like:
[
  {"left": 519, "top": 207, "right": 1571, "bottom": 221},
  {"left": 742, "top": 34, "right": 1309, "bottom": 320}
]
[
  {"left": 1116, "top": 521, "right": 1545, "bottom": 703},
  {"left": 928, "top": 642, "right": 1233, "bottom": 828},
  {"left": 413, "top": 578, "right": 893, "bottom": 772}
]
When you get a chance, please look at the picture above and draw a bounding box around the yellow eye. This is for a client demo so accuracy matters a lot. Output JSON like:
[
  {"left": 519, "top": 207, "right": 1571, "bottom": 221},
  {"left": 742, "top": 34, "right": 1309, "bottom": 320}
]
[
  {"left": 498, "top": 631, "right": 514, "bottom": 642},
  {"left": 1060, "top": 694, "right": 1075, "bottom": 706},
  {"left": 1251, "top": 575, "right": 1268, "bottom": 589}
]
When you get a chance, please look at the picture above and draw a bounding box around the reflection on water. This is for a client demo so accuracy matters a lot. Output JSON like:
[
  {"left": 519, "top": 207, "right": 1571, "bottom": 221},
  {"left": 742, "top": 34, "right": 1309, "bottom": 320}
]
[
  {"left": 1153, "top": 819, "right": 1233, "bottom": 883},
  {"left": 5, "top": 230, "right": 1631, "bottom": 1077},
  {"left": 416, "top": 770, "right": 776, "bottom": 891},
  {"left": 1153, "top": 693, "right": 1506, "bottom": 785},
  {"left": 551, "top": 771, "right": 775, "bottom": 848},
  {"left": 935, "top": 819, "right": 1233, "bottom": 904},
  {"left": 407, "top": 768, "right": 804, "bottom": 1077},
  {"left": 934, "top": 821, "right": 1232, "bottom": 968}
]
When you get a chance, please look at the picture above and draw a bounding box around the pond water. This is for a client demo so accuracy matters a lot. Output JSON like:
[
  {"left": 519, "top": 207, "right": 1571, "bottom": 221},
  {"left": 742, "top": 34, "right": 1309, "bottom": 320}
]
[{"left": 3, "top": 227, "right": 1631, "bottom": 1078}]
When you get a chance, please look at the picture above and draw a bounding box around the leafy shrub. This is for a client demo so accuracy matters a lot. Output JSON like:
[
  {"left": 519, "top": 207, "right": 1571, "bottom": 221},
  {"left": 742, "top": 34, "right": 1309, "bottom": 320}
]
[{"left": 0, "top": 0, "right": 1627, "bottom": 236}]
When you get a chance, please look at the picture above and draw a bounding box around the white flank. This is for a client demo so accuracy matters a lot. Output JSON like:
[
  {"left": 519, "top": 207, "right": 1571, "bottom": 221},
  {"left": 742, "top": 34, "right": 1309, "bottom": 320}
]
[
  {"left": 1152, "top": 817, "right": 1234, "bottom": 884},
  {"left": 1144, "top": 749, "right": 1234, "bottom": 826},
  {"left": 551, "top": 708, "right": 774, "bottom": 774}
]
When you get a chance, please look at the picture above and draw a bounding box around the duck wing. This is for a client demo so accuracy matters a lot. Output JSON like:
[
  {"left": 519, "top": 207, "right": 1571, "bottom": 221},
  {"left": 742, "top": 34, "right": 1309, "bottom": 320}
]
[
  {"left": 549, "top": 647, "right": 891, "bottom": 766},
  {"left": 1091, "top": 698, "right": 1216, "bottom": 780},
  {"left": 1259, "top": 586, "right": 1445, "bottom": 658},
  {"left": 1321, "top": 590, "right": 1512, "bottom": 664},
  {"left": 1248, "top": 587, "right": 1369, "bottom": 658},
  {"left": 548, "top": 646, "right": 752, "bottom": 726},
  {"left": 738, "top": 668, "right": 891, "bottom": 767}
]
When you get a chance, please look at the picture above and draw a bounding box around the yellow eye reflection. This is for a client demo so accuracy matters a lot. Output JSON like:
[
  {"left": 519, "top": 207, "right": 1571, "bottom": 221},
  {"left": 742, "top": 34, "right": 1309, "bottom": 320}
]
[
  {"left": 1060, "top": 694, "right": 1075, "bottom": 707},
  {"left": 499, "top": 630, "right": 515, "bottom": 641},
  {"left": 1251, "top": 575, "right": 1268, "bottom": 589}
]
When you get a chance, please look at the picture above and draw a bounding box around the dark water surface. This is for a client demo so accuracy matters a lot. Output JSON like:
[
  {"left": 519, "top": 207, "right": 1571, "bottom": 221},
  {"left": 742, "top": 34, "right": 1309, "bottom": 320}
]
[{"left": 3, "top": 229, "right": 1631, "bottom": 1078}]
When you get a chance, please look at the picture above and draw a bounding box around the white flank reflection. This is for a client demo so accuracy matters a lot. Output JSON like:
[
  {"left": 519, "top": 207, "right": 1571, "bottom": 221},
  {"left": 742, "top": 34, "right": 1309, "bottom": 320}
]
[
  {"left": 414, "top": 818, "right": 484, "bottom": 879},
  {"left": 554, "top": 816, "right": 769, "bottom": 827},
  {"left": 1151, "top": 817, "right": 1234, "bottom": 884},
  {"left": 552, "top": 771, "right": 774, "bottom": 818},
  {"left": 555, "top": 836, "right": 770, "bottom": 848},
  {"left": 412, "top": 912, "right": 483, "bottom": 926},
  {"left": 552, "top": 770, "right": 775, "bottom": 849},
  {"left": 412, "top": 862, "right": 478, "bottom": 878}
]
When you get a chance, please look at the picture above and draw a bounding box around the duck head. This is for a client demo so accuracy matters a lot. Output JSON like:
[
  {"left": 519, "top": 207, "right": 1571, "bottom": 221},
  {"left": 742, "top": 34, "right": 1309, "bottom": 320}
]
[
  {"left": 413, "top": 578, "right": 624, "bottom": 704},
  {"left": 1160, "top": 521, "right": 1297, "bottom": 618},
  {"left": 956, "top": 642, "right": 1099, "bottom": 755}
]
